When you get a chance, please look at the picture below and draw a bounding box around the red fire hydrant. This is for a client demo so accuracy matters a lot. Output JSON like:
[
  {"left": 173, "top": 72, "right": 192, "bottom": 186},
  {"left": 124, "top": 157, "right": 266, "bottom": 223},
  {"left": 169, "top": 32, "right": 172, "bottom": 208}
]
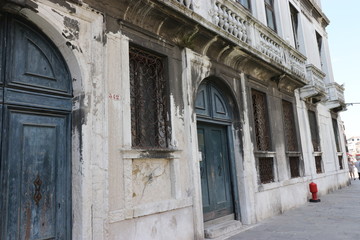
[{"left": 309, "top": 182, "right": 321, "bottom": 202}]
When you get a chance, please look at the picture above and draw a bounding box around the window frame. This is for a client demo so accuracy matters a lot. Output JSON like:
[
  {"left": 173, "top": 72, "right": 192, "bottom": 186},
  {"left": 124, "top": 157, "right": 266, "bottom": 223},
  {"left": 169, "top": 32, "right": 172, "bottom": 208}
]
[
  {"left": 282, "top": 99, "right": 302, "bottom": 178},
  {"left": 250, "top": 88, "right": 276, "bottom": 184},
  {"left": 129, "top": 45, "right": 172, "bottom": 149},
  {"left": 237, "top": 0, "right": 251, "bottom": 11},
  {"left": 264, "top": 0, "right": 277, "bottom": 32},
  {"left": 289, "top": 3, "right": 299, "bottom": 50},
  {"left": 315, "top": 31, "right": 323, "bottom": 66},
  {"left": 308, "top": 109, "right": 321, "bottom": 152}
]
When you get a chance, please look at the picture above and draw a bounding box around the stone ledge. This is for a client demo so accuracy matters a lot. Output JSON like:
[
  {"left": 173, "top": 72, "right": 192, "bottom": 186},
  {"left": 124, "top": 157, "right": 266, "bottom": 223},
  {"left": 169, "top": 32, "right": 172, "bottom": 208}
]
[{"left": 204, "top": 220, "right": 242, "bottom": 239}]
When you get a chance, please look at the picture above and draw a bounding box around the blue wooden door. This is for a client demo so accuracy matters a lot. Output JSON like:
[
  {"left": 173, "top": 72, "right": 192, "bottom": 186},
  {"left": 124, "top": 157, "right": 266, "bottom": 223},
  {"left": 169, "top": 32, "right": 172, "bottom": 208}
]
[
  {"left": 197, "top": 123, "right": 234, "bottom": 221},
  {"left": 0, "top": 15, "right": 72, "bottom": 239}
]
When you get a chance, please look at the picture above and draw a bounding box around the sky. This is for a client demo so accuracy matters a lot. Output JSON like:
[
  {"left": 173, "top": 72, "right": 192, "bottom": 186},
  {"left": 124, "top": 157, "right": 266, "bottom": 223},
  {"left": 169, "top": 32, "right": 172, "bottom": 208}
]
[{"left": 321, "top": 1, "right": 360, "bottom": 138}]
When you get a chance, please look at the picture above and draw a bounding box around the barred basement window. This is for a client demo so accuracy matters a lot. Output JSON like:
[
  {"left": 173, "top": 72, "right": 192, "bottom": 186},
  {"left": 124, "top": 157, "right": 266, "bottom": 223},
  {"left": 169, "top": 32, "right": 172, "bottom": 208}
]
[
  {"left": 129, "top": 47, "right": 171, "bottom": 149},
  {"left": 289, "top": 157, "right": 300, "bottom": 178},
  {"left": 252, "top": 90, "right": 271, "bottom": 151},
  {"left": 315, "top": 156, "right": 323, "bottom": 174},
  {"left": 259, "top": 157, "right": 274, "bottom": 184},
  {"left": 282, "top": 100, "right": 298, "bottom": 151},
  {"left": 338, "top": 156, "right": 344, "bottom": 170}
]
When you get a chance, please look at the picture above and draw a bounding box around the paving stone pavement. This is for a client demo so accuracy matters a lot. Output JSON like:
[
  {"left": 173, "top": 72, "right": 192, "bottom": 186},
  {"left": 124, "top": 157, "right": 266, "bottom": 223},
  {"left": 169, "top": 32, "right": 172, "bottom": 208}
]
[{"left": 227, "top": 179, "right": 360, "bottom": 240}]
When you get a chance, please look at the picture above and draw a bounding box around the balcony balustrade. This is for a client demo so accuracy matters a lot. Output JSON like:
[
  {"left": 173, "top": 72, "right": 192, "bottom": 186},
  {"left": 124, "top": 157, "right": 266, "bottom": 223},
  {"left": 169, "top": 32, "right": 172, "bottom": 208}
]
[
  {"left": 167, "top": 0, "right": 307, "bottom": 83},
  {"left": 300, "top": 64, "right": 326, "bottom": 101},
  {"left": 325, "top": 82, "right": 346, "bottom": 111}
]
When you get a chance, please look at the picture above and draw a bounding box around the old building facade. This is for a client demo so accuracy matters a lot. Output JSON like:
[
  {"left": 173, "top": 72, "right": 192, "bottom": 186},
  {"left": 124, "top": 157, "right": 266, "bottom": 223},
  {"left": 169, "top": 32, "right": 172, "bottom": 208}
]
[{"left": 0, "top": 0, "right": 348, "bottom": 239}]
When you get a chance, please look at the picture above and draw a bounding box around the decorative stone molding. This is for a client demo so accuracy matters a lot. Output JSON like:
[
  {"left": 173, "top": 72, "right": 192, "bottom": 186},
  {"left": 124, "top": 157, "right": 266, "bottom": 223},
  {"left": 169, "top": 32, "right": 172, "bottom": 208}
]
[{"left": 288, "top": 51, "right": 307, "bottom": 79}]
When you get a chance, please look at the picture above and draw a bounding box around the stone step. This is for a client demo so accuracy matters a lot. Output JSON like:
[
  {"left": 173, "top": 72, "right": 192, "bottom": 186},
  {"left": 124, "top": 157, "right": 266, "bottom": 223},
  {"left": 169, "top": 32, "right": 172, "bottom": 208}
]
[{"left": 204, "top": 220, "right": 242, "bottom": 239}]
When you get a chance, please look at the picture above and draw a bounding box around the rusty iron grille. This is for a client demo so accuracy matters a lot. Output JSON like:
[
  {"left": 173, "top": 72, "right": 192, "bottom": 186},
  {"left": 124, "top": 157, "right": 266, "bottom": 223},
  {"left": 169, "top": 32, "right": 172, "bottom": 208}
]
[
  {"left": 252, "top": 90, "right": 271, "bottom": 151},
  {"left": 332, "top": 118, "right": 340, "bottom": 152},
  {"left": 282, "top": 100, "right": 298, "bottom": 151},
  {"left": 308, "top": 110, "right": 321, "bottom": 152},
  {"left": 315, "top": 156, "right": 323, "bottom": 174},
  {"left": 338, "top": 156, "right": 343, "bottom": 170},
  {"left": 289, "top": 156, "right": 300, "bottom": 178},
  {"left": 258, "top": 157, "right": 274, "bottom": 184},
  {"left": 129, "top": 47, "right": 171, "bottom": 149}
]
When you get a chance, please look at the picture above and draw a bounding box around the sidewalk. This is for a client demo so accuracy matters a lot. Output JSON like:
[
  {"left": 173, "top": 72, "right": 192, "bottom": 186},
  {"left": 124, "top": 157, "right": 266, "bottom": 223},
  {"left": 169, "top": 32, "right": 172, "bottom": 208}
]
[{"left": 227, "top": 179, "right": 360, "bottom": 240}]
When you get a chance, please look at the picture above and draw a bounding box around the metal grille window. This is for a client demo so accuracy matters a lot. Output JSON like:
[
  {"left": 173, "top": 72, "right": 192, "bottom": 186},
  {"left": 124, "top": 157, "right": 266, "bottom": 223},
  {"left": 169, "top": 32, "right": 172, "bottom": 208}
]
[
  {"left": 289, "top": 157, "right": 300, "bottom": 178},
  {"left": 315, "top": 156, "right": 323, "bottom": 174},
  {"left": 252, "top": 90, "right": 271, "bottom": 151},
  {"left": 282, "top": 100, "right": 298, "bottom": 151},
  {"left": 308, "top": 110, "right": 321, "bottom": 152},
  {"left": 332, "top": 118, "right": 341, "bottom": 152},
  {"left": 259, "top": 157, "right": 274, "bottom": 184},
  {"left": 129, "top": 47, "right": 171, "bottom": 149},
  {"left": 265, "top": 0, "right": 277, "bottom": 32}
]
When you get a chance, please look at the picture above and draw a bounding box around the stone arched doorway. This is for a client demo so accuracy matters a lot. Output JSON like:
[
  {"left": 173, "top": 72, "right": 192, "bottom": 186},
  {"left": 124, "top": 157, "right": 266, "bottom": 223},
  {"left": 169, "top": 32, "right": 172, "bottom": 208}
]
[
  {"left": 0, "top": 14, "right": 72, "bottom": 239},
  {"left": 195, "top": 80, "right": 238, "bottom": 223}
]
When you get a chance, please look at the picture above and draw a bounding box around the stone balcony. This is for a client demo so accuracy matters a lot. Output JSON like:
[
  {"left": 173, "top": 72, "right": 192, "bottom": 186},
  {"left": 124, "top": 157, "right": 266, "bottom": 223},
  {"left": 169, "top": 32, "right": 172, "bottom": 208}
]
[
  {"left": 325, "top": 82, "right": 346, "bottom": 112},
  {"left": 157, "top": 0, "right": 308, "bottom": 90},
  {"left": 211, "top": 0, "right": 306, "bottom": 79},
  {"left": 300, "top": 64, "right": 326, "bottom": 102}
]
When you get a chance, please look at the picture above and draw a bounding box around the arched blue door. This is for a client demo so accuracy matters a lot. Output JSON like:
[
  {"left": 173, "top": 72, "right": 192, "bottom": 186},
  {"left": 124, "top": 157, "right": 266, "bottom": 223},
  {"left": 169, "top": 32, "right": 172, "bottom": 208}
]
[
  {"left": 0, "top": 14, "right": 72, "bottom": 239},
  {"left": 196, "top": 82, "right": 235, "bottom": 222}
]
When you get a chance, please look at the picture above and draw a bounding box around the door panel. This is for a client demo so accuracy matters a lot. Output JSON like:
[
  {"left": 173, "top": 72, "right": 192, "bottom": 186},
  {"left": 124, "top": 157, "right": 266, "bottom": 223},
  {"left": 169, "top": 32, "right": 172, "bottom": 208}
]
[
  {"left": 7, "top": 19, "right": 71, "bottom": 95},
  {"left": 212, "top": 129, "right": 228, "bottom": 204},
  {"left": 198, "top": 128, "right": 211, "bottom": 211},
  {"left": 4, "top": 109, "right": 70, "bottom": 240},
  {"left": 198, "top": 123, "right": 234, "bottom": 222},
  {"left": 0, "top": 13, "right": 4, "bottom": 85}
]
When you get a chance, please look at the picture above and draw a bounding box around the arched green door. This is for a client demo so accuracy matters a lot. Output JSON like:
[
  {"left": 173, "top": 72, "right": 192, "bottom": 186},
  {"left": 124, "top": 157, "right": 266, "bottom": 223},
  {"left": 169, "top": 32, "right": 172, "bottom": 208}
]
[
  {"left": 196, "top": 82, "right": 235, "bottom": 222},
  {"left": 0, "top": 14, "right": 72, "bottom": 239}
]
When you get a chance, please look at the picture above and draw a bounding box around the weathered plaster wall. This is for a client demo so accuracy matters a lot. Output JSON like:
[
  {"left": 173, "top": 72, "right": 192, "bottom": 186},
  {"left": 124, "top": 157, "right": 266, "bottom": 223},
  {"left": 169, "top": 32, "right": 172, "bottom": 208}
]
[
  {"left": 108, "top": 207, "right": 194, "bottom": 240},
  {"left": 1, "top": 1, "right": 349, "bottom": 239}
]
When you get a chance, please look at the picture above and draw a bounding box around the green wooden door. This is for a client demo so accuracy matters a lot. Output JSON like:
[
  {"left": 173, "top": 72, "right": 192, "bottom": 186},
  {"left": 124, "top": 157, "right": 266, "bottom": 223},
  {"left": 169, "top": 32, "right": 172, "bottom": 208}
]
[
  {"left": 198, "top": 123, "right": 234, "bottom": 221},
  {"left": 0, "top": 14, "right": 72, "bottom": 239}
]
